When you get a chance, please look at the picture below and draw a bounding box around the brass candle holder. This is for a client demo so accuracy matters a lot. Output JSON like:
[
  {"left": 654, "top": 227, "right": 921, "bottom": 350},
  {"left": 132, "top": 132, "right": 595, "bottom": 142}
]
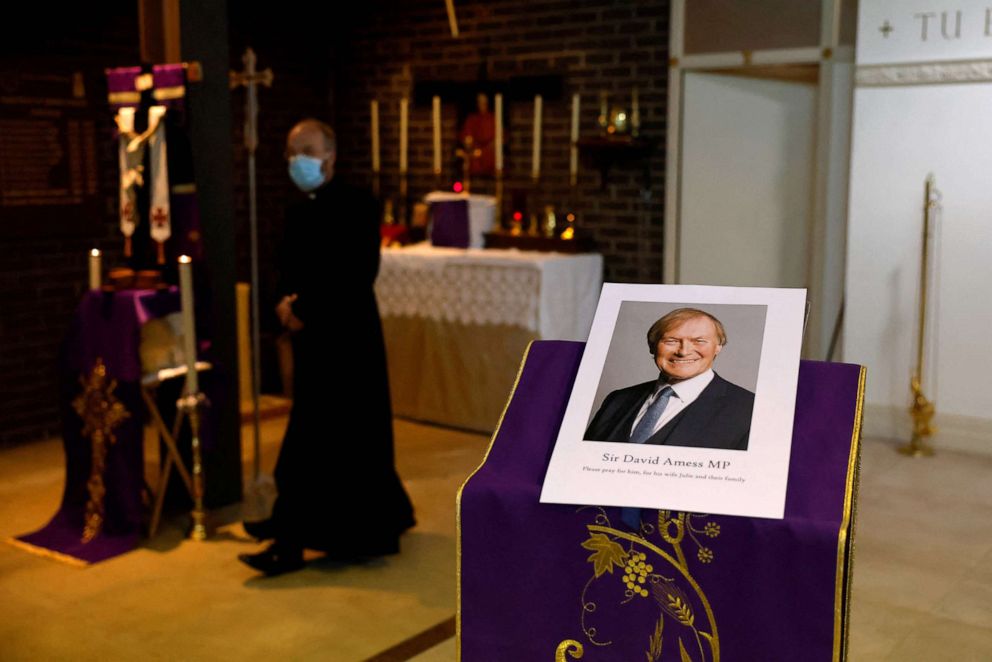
[
  {"left": 899, "top": 175, "right": 939, "bottom": 457},
  {"left": 178, "top": 391, "right": 209, "bottom": 539}
]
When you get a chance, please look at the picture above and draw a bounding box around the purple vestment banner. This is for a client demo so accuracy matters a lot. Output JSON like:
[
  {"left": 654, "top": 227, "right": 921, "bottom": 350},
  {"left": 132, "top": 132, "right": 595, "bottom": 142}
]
[
  {"left": 105, "top": 66, "right": 142, "bottom": 110},
  {"left": 459, "top": 341, "right": 864, "bottom": 661},
  {"left": 151, "top": 64, "right": 186, "bottom": 111}
]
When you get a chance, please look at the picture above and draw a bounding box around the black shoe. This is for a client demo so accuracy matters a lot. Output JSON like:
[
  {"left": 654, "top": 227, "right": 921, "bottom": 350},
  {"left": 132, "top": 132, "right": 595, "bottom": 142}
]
[
  {"left": 242, "top": 518, "right": 276, "bottom": 540},
  {"left": 238, "top": 543, "right": 305, "bottom": 576}
]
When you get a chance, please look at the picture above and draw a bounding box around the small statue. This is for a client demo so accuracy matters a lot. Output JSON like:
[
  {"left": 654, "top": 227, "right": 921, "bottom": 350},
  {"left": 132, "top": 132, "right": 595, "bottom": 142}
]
[{"left": 543, "top": 205, "right": 557, "bottom": 238}]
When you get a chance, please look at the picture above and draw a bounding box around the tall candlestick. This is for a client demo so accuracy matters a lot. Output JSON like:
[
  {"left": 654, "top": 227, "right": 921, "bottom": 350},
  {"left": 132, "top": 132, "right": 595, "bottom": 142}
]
[
  {"left": 631, "top": 87, "right": 640, "bottom": 136},
  {"left": 432, "top": 96, "right": 441, "bottom": 175},
  {"left": 570, "top": 93, "right": 580, "bottom": 185},
  {"left": 178, "top": 256, "right": 207, "bottom": 541},
  {"left": 178, "top": 255, "right": 198, "bottom": 395},
  {"left": 532, "top": 94, "right": 543, "bottom": 181},
  {"left": 89, "top": 249, "right": 101, "bottom": 290},
  {"left": 371, "top": 100, "right": 380, "bottom": 173},
  {"left": 494, "top": 93, "right": 504, "bottom": 173},
  {"left": 399, "top": 97, "right": 409, "bottom": 174}
]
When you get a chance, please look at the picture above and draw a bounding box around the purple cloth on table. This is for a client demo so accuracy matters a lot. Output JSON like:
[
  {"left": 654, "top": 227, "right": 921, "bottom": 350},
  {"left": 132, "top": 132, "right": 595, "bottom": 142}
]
[
  {"left": 66, "top": 289, "right": 181, "bottom": 381},
  {"left": 430, "top": 199, "right": 470, "bottom": 248},
  {"left": 15, "top": 289, "right": 181, "bottom": 565},
  {"left": 459, "top": 341, "right": 863, "bottom": 661},
  {"left": 105, "top": 66, "right": 143, "bottom": 110}
]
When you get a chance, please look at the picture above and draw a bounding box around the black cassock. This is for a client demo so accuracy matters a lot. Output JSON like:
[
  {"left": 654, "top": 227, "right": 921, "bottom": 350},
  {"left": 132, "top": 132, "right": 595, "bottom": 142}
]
[{"left": 271, "top": 176, "right": 415, "bottom": 552}]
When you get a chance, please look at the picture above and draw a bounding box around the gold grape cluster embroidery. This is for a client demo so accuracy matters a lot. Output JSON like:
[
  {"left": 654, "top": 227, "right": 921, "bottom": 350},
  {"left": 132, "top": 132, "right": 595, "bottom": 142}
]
[{"left": 573, "top": 509, "right": 721, "bottom": 662}]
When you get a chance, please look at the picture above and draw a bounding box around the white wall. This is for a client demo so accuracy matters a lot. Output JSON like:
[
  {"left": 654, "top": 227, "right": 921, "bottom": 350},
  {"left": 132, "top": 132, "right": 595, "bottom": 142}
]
[
  {"left": 680, "top": 72, "right": 816, "bottom": 289},
  {"left": 845, "top": 82, "right": 992, "bottom": 451},
  {"left": 816, "top": 63, "right": 854, "bottom": 360}
]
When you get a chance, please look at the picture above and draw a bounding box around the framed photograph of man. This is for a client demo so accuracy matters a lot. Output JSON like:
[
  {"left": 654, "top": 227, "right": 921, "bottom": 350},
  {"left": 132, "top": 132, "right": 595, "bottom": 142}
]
[{"left": 540, "top": 284, "right": 806, "bottom": 519}]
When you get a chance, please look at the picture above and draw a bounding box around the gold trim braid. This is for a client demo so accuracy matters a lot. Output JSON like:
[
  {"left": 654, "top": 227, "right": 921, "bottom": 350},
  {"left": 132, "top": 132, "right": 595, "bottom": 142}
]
[
  {"left": 108, "top": 91, "right": 141, "bottom": 104},
  {"left": 833, "top": 365, "right": 867, "bottom": 661},
  {"left": 5, "top": 537, "right": 90, "bottom": 568},
  {"left": 455, "top": 340, "right": 536, "bottom": 662},
  {"left": 153, "top": 85, "right": 186, "bottom": 100}
]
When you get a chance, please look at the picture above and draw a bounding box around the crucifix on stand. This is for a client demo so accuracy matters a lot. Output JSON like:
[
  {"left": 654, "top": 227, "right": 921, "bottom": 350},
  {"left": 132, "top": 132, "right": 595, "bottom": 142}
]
[
  {"left": 229, "top": 48, "right": 274, "bottom": 514},
  {"left": 454, "top": 136, "right": 481, "bottom": 194}
]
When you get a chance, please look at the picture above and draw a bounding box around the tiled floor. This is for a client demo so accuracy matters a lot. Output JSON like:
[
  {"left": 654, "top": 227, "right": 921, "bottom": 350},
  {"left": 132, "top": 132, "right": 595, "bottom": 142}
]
[
  {"left": 0, "top": 417, "right": 487, "bottom": 661},
  {"left": 847, "top": 438, "right": 992, "bottom": 660},
  {"left": 0, "top": 416, "right": 990, "bottom": 660}
]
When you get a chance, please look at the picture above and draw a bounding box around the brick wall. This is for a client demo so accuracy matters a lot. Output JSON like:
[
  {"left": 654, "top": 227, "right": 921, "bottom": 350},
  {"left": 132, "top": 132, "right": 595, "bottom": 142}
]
[
  {"left": 0, "top": 0, "right": 670, "bottom": 445},
  {"left": 332, "top": 0, "right": 669, "bottom": 283},
  {"left": 0, "top": 5, "right": 335, "bottom": 445},
  {"left": 0, "top": 7, "right": 141, "bottom": 446},
  {"left": 228, "top": 8, "right": 334, "bottom": 301},
  {"left": 226, "top": 6, "right": 337, "bottom": 393}
]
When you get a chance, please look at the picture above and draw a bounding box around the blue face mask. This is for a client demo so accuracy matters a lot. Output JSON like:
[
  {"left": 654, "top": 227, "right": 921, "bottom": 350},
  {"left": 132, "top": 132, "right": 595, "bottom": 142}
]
[{"left": 288, "top": 155, "right": 326, "bottom": 192}]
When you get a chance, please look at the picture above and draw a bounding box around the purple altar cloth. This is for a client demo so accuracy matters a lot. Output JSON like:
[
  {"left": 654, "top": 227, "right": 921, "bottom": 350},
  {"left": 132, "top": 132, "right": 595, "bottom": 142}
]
[
  {"left": 430, "top": 199, "right": 471, "bottom": 248},
  {"left": 12, "top": 289, "right": 181, "bottom": 565},
  {"left": 67, "top": 288, "right": 181, "bottom": 381},
  {"left": 459, "top": 341, "right": 864, "bottom": 661}
]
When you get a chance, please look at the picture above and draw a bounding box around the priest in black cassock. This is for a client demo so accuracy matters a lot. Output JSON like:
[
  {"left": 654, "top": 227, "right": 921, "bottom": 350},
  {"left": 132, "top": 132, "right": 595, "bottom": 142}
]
[{"left": 239, "top": 119, "right": 415, "bottom": 576}]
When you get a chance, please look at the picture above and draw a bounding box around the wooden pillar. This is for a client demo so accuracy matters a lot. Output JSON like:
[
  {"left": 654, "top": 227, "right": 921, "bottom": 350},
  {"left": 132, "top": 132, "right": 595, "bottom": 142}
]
[
  {"left": 139, "top": 0, "right": 182, "bottom": 64},
  {"left": 179, "top": 0, "right": 243, "bottom": 508}
]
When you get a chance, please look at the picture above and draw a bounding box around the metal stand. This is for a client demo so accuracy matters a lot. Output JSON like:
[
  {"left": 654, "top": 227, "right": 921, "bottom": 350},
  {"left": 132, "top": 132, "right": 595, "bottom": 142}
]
[
  {"left": 179, "top": 391, "right": 209, "bottom": 540},
  {"left": 229, "top": 48, "right": 274, "bottom": 486},
  {"left": 141, "top": 362, "right": 212, "bottom": 537},
  {"left": 899, "top": 175, "right": 939, "bottom": 457}
]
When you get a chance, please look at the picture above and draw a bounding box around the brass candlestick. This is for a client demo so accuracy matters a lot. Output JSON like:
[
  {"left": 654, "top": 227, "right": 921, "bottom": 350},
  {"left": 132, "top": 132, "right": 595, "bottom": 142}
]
[
  {"left": 178, "top": 391, "right": 209, "bottom": 539},
  {"left": 899, "top": 175, "right": 939, "bottom": 457}
]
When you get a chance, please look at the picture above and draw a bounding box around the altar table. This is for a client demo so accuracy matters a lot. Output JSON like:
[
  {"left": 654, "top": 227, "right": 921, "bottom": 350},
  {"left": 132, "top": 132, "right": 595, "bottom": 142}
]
[{"left": 375, "top": 243, "right": 603, "bottom": 432}]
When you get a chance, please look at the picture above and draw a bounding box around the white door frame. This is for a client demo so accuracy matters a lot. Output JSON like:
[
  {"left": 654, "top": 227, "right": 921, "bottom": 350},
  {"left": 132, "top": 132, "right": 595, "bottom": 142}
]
[{"left": 664, "top": 0, "right": 852, "bottom": 358}]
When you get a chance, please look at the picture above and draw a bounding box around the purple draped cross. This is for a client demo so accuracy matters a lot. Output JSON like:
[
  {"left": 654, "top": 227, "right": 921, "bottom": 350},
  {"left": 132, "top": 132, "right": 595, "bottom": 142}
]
[{"left": 12, "top": 289, "right": 181, "bottom": 565}]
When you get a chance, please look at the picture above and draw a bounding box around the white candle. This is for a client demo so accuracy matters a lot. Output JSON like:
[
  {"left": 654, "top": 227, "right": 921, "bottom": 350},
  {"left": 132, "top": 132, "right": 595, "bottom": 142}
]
[
  {"left": 370, "top": 100, "right": 380, "bottom": 173},
  {"left": 532, "top": 94, "right": 542, "bottom": 181},
  {"left": 89, "top": 249, "right": 101, "bottom": 290},
  {"left": 432, "top": 96, "right": 441, "bottom": 175},
  {"left": 570, "top": 93, "right": 580, "bottom": 185},
  {"left": 178, "top": 255, "right": 198, "bottom": 394},
  {"left": 399, "top": 98, "right": 409, "bottom": 174},
  {"left": 494, "top": 93, "right": 503, "bottom": 173},
  {"left": 631, "top": 87, "right": 640, "bottom": 135}
]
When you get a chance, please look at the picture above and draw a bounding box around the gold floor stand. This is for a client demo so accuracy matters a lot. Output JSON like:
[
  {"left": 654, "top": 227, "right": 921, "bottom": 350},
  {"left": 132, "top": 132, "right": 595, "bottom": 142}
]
[{"left": 898, "top": 438, "right": 934, "bottom": 457}]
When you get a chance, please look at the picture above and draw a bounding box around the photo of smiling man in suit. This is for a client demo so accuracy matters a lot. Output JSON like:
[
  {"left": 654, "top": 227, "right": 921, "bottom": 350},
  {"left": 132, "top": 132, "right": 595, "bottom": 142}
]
[{"left": 584, "top": 307, "right": 755, "bottom": 451}]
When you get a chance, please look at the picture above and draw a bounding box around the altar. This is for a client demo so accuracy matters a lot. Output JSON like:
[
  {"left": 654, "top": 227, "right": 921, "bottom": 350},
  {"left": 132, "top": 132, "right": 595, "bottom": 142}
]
[{"left": 375, "top": 243, "right": 603, "bottom": 432}]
